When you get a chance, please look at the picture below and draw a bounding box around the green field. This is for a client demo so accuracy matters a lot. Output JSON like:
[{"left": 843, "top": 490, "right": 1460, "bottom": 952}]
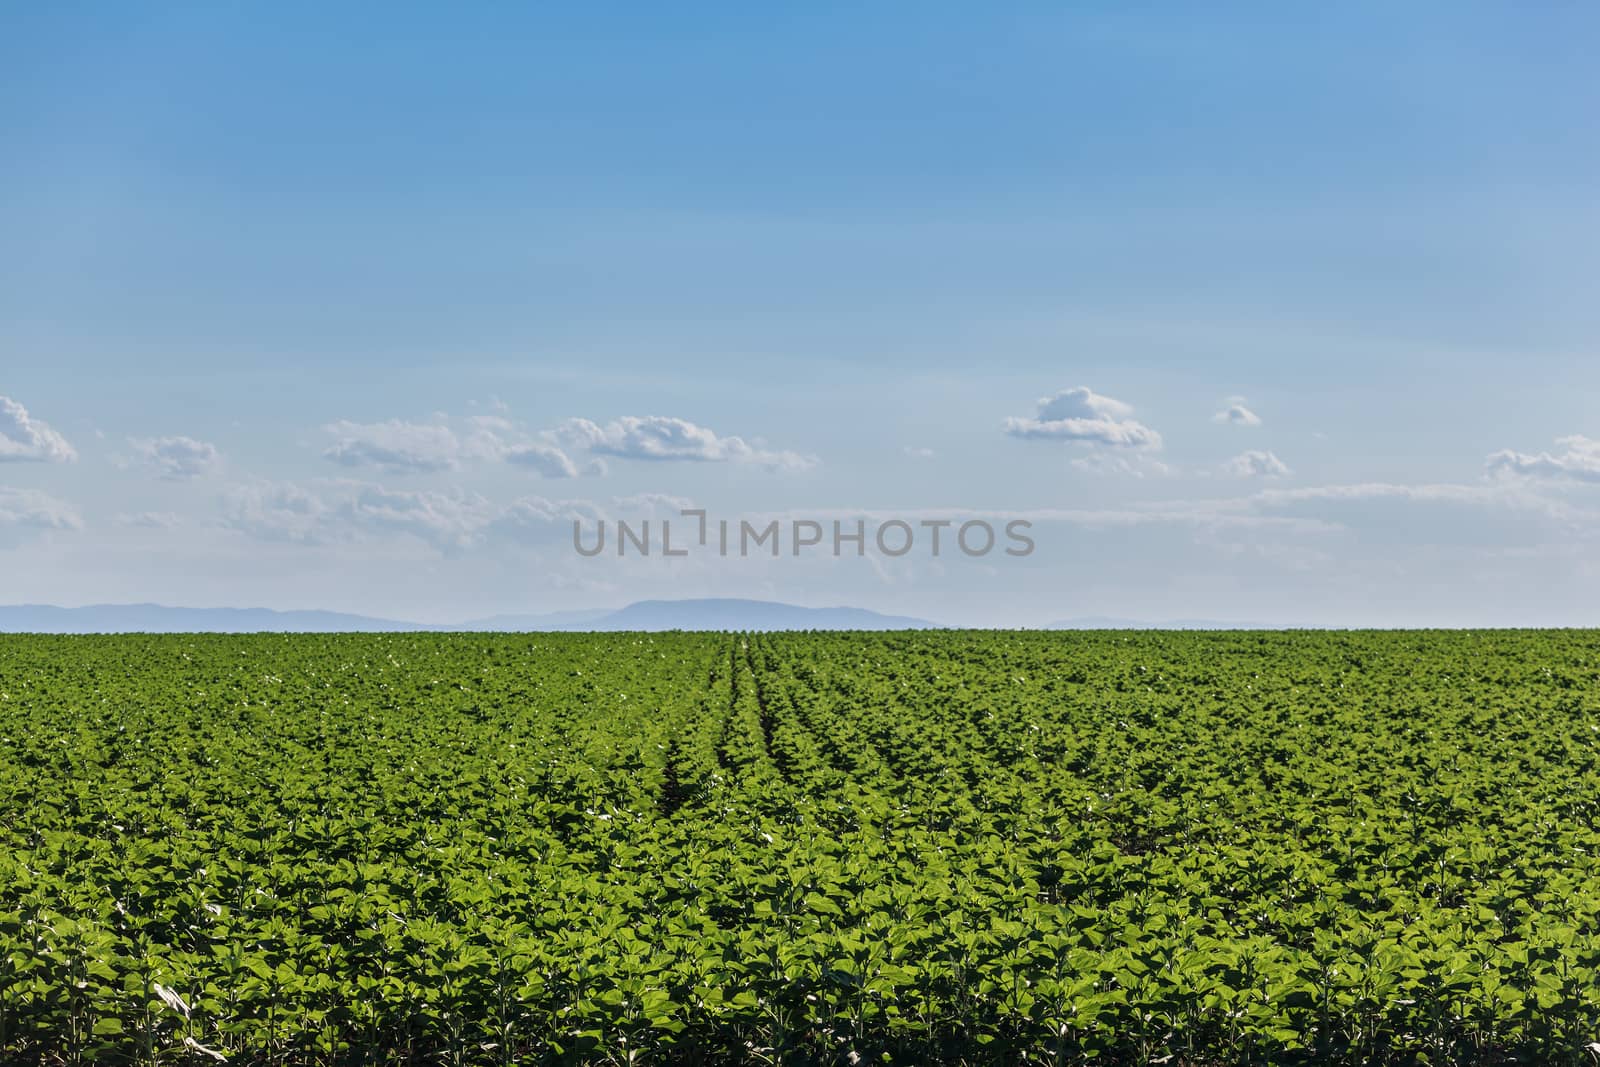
[{"left": 4, "top": 631, "right": 1600, "bottom": 1064}]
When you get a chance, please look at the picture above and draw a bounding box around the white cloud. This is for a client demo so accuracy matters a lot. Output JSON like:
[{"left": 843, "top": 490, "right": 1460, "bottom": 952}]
[
  {"left": 0, "top": 487, "right": 81, "bottom": 531},
  {"left": 324, "top": 414, "right": 605, "bottom": 478},
  {"left": 337, "top": 484, "right": 495, "bottom": 552},
  {"left": 1070, "top": 452, "right": 1174, "bottom": 478},
  {"left": 223, "top": 479, "right": 493, "bottom": 550},
  {"left": 221, "top": 482, "right": 331, "bottom": 544},
  {"left": 485, "top": 496, "right": 605, "bottom": 543},
  {"left": 558, "top": 416, "right": 817, "bottom": 471},
  {"left": 129, "top": 436, "right": 222, "bottom": 480},
  {"left": 0, "top": 395, "right": 75, "bottom": 463},
  {"left": 460, "top": 415, "right": 518, "bottom": 459},
  {"left": 611, "top": 492, "right": 697, "bottom": 513},
  {"left": 219, "top": 479, "right": 673, "bottom": 553},
  {"left": 1212, "top": 398, "right": 1262, "bottom": 426},
  {"left": 484, "top": 492, "right": 703, "bottom": 547},
  {"left": 1173, "top": 482, "right": 1537, "bottom": 517},
  {"left": 1003, "top": 387, "right": 1162, "bottom": 449},
  {"left": 1223, "top": 450, "right": 1290, "bottom": 478},
  {"left": 1180, "top": 480, "right": 1598, "bottom": 527},
  {"left": 903, "top": 446, "right": 936, "bottom": 459},
  {"left": 505, "top": 443, "right": 580, "bottom": 479},
  {"left": 115, "top": 511, "right": 184, "bottom": 529},
  {"left": 1487, "top": 435, "right": 1600, "bottom": 484},
  {"left": 323, "top": 419, "right": 464, "bottom": 473},
  {"left": 712, "top": 503, "right": 1334, "bottom": 536},
  {"left": 467, "top": 395, "right": 510, "bottom": 414},
  {"left": 1247, "top": 483, "right": 1490, "bottom": 505}
]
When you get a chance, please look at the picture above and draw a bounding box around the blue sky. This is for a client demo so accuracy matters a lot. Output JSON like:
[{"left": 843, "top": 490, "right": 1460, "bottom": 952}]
[{"left": 4, "top": 5, "right": 1600, "bottom": 625}]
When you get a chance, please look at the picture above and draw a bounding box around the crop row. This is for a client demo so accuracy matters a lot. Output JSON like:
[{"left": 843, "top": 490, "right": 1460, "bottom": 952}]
[{"left": 4, "top": 630, "right": 1600, "bottom": 1063}]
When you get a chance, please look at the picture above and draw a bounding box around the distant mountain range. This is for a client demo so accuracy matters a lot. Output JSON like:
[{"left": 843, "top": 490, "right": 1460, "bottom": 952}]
[
  {"left": 0, "top": 599, "right": 938, "bottom": 634},
  {"left": 0, "top": 601, "right": 1319, "bottom": 634},
  {"left": 0, "top": 604, "right": 429, "bottom": 633}
]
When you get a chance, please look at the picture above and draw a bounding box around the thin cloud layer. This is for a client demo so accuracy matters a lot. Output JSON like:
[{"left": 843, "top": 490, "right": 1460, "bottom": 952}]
[
  {"left": 221, "top": 482, "right": 329, "bottom": 544},
  {"left": 0, "top": 395, "right": 75, "bottom": 463},
  {"left": 115, "top": 512, "right": 185, "bottom": 530},
  {"left": 559, "top": 416, "right": 817, "bottom": 471},
  {"left": 339, "top": 484, "right": 496, "bottom": 551},
  {"left": 0, "top": 487, "right": 81, "bottom": 531},
  {"left": 130, "top": 436, "right": 222, "bottom": 480},
  {"left": 322, "top": 415, "right": 589, "bottom": 478},
  {"left": 223, "top": 480, "right": 494, "bottom": 550},
  {"left": 485, "top": 497, "right": 605, "bottom": 542},
  {"left": 1070, "top": 452, "right": 1173, "bottom": 478},
  {"left": 1487, "top": 435, "right": 1600, "bottom": 484},
  {"left": 323, "top": 419, "right": 465, "bottom": 474},
  {"left": 1004, "top": 387, "right": 1162, "bottom": 449},
  {"left": 223, "top": 479, "right": 655, "bottom": 553}
]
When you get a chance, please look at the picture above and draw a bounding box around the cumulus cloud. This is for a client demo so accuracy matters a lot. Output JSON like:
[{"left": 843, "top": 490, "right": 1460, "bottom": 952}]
[
  {"left": 1003, "top": 387, "right": 1162, "bottom": 449},
  {"left": 0, "top": 487, "right": 81, "bottom": 531},
  {"left": 328, "top": 411, "right": 809, "bottom": 475},
  {"left": 558, "top": 416, "right": 817, "bottom": 471},
  {"left": 1224, "top": 450, "right": 1291, "bottom": 478},
  {"left": 1487, "top": 435, "right": 1600, "bottom": 484},
  {"left": 323, "top": 419, "right": 465, "bottom": 473},
  {"left": 505, "top": 443, "right": 580, "bottom": 479},
  {"left": 1213, "top": 398, "right": 1262, "bottom": 426},
  {"left": 129, "top": 436, "right": 222, "bottom": 480},
  {"left": 460, "top": 415, "right": 520, "bottom": 457},
  {"left": 322, "top": 414, "right": 598, "bottom": 478},
  {"left": 0, "top": 395, "right": 75, "bottom": 463}
]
